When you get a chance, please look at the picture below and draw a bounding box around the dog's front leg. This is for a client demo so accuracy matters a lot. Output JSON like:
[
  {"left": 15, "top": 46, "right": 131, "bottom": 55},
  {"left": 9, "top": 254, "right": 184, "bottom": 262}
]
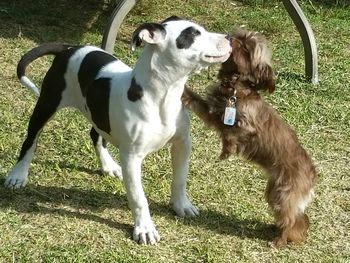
[
  {"left": 120, "top": 151, "right": 160, "bottom": 245},
  {"left": 170, "top": 132, "right": 199, "bottom": 217}
]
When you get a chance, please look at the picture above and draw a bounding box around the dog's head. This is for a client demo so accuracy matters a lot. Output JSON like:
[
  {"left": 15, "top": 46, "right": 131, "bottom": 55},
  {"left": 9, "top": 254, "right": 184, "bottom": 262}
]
[
  {"left": 131, "top": 16, "right": 232, "bottom": 73},
  {"left": 218, "top": 28, "right": 275, "bottom": 93}
]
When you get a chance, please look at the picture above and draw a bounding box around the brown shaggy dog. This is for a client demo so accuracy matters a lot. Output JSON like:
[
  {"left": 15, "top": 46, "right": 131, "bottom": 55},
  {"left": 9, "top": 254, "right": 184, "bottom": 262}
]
[{"left": 183, "top": 29, "right": 316, "bottom": 247}]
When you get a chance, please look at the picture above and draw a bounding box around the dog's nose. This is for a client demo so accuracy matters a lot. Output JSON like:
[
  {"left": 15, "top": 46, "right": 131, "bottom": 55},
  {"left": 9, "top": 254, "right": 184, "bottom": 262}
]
[{"left": 225, "top": 35, "right": 232, "bottom": 41}]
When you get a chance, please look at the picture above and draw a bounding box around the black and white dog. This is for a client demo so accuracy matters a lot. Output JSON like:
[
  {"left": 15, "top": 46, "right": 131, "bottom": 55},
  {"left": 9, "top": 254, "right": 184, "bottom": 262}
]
[{"left": 4, "top": 16, "right": 231, "bottom": 244}]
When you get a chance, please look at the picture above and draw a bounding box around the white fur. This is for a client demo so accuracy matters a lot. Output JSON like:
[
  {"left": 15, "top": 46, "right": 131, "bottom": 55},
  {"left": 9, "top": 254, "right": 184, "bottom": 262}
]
[
  {"left": 95, "top": 136, "right": 122, "bottom": 179},
  {"left": 298, "top": 188, "right": 315, "bottom": 214},
  {"left": 5, "top": 138, "right": 38, "bottom": 188},
  {"left": 5, "top": 19, "right": 231, "bottom": 244},
  {"left": 20, "top": 76, "right": 40, "bottom": 97}
]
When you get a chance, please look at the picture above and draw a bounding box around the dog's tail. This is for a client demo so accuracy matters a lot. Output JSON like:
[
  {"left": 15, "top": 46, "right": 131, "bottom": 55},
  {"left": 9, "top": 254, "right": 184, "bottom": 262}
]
[{"left": 17, "top": 43, "right": 74, "bottom": 97}]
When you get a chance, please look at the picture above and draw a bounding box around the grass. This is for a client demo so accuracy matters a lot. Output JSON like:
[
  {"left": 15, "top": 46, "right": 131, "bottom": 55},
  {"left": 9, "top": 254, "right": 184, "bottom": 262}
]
[{"left": 0, "top": 0, "right": 349, "bottom": 262}]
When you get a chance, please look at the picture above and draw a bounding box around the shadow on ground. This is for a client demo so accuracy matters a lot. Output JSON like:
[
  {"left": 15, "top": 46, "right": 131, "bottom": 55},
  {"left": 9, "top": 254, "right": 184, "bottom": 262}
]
[
  {"left": 0, "top": 177, "right": 276, "bottom": 242},
  {"left": 0, "top": 0, "right": 115, "bottom": 44}
]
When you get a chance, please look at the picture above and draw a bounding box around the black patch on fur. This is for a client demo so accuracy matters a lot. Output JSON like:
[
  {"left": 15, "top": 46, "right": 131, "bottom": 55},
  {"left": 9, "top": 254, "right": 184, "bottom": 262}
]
[
  {"left": 127, "top": 77, "right": 144, "bottom": 102},
  {"left": 161, "top": 16, "right": 182, "bottom": 24},
  {"left": 78, "top": 51, "right": 116, "bottom": 97},
  {"left": 90, "top": 127, "right": 107, "bottom": 148},
  {"left": 17, "top": 43, "right": 74, "bottom": 80},
  {"left": 176, "top": 26, "right": 201, "bottom": 49},
  {"left": 86, "top": 78, "right": 111, "bottom": 134},
  {"left": 18, "top": 48, "right": 78, "bottom": 161}
]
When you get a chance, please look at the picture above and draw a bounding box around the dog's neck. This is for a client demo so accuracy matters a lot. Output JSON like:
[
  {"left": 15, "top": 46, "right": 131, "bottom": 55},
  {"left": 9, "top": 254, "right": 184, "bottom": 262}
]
[
  {"left": 219, "top": 73, "right": 256, "bottom": 99},
  {"left": 133, "top": 45, "right": 191, "bottom": 101}
]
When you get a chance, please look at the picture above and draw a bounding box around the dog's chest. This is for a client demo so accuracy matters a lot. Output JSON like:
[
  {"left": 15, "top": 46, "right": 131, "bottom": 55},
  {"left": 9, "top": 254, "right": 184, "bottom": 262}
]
[{"left": 107, "top": 89, "right": 184, "bottom": 153}]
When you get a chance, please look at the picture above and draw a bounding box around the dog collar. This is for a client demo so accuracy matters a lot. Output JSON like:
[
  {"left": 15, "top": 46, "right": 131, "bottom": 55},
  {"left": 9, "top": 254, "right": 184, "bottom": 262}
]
[{"left": 220, "top": 81, "right": 253, "bottom": 100}]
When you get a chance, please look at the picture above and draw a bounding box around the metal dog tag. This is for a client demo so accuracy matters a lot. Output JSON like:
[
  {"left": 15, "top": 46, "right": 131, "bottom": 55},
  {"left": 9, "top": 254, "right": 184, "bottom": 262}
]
[
  {"left": 223, "top": 106, "right": 236, "bottom": 126},
  {"left": 223, "top": 95, "right": 237, "bottom": 126}
]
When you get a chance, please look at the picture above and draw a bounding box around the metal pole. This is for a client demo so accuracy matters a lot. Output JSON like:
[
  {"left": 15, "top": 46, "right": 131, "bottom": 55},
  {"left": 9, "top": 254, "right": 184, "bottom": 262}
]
[
  {"left": 101, "top": 0, "right": 138, "bottom": 53},
  {"left": 282, "top": 0, "right": 319, "bottom": 84}
]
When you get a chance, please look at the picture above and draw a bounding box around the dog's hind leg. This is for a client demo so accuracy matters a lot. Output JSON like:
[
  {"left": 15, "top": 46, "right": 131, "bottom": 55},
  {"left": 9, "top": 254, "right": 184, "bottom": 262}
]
[
  {"left": 266, "top": 184, "right": 309, "bottom": 247},
  {"left": 265, "top": 178, "right": 290, "bottom": 247},
  {"left": 4, "top": 55, "right": 70, "bottom": 189},
  {"left": 4, "top": 86, "right": 60, "bottom": 189},
  {"left": 270, "top": 211, "right": 308, "bottom": 248},
  {"left": 287, "top": 213, "right": 309, "bottom": 244},
  {"left": 89, "top": 127, "right": 122, "bottom": 179}
]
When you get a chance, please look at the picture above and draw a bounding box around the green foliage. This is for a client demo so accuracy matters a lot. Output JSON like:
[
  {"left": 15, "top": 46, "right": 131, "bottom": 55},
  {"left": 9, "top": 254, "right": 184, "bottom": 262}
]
[{"left": 0, "top": 0, "right": 349, "bottom": 262}]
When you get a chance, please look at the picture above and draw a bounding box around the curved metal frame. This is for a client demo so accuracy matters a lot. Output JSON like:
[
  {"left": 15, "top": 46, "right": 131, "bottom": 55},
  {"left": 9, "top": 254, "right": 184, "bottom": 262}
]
[
  {"left": 101, "top": 0, "right": 138, "bottom": 53},
  {"left": 101, "top": 0, "right": 318, "bottom": 84},
  {"left": 282, "top": 0, "right": 318, "bottom": 84}
]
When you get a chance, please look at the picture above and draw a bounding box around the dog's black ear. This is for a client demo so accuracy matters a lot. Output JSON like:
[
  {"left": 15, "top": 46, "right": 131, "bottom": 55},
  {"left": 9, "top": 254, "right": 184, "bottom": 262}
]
[
  {"left": 161, "top": 15, "right": 183, "bottom": 24},
  {"left": 130, "top": 23, "right": 167, "bottom": 51}
]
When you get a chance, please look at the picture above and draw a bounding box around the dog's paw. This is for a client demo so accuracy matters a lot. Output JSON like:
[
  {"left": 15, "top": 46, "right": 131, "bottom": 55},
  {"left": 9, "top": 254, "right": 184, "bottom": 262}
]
[
  {"left": 4, "top": 166, "right": 28, "bottom": 189},
  {"left": 268, "top": 237, "right": 287, "bottom": 248},
  {"left": 219, "top": 151, "right": 230, "bottom": 160},
  {"left": 101, "top": 160, "right": 123, "bottom": 180},
  {"left": 133, "top": 222, "right": 160, "bottom": 245},
  {"left": 181, "top": 87, "right": 197, "bottom": 108},
  {"left": 171, "top": 196, "right": 199, "bottom": 217}
]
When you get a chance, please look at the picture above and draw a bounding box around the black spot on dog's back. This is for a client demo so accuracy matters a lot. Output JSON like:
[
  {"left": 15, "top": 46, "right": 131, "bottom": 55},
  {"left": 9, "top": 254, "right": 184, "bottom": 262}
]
[
  {"left": 86, "top": 78, "right": 111, "bottom": 134},
  {"left": 127, "top": 77, "right": 144, "bottom": 102},
  {"left": 176, "top": 26, "right": 201, "bottom": 49},
  {"left": 78, "top": 51, "right": 116, "bottom": 97}
]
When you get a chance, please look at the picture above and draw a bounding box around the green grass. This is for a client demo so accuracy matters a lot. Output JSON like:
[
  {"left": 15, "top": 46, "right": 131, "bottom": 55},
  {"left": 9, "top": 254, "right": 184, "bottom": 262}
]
[{"left": 0, "top": 0, "right": 349, "bottom": 262}]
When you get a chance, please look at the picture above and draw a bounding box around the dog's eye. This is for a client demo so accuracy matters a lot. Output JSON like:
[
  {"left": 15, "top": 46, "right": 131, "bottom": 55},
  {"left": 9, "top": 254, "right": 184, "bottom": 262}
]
[{"left": 176, "top": 27, "right": 201, "bottom": 49}]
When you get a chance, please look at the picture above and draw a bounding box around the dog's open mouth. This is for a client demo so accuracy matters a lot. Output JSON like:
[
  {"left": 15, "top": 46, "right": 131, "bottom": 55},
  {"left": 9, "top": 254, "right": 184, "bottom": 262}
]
[{"left": 203, "top": 52, "right": 231, "bottom": 63}]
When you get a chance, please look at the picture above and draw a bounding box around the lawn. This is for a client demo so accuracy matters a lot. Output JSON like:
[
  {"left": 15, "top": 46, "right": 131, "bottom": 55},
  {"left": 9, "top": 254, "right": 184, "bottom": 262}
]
[{"left": 0, "top": 0, "right": 349, "bottom": 262}]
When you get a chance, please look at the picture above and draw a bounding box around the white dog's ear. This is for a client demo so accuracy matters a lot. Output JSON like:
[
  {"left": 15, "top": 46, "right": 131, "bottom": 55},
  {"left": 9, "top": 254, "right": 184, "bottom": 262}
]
[{"left": 131, "top": 23, "right": 166, "bottom": 51}]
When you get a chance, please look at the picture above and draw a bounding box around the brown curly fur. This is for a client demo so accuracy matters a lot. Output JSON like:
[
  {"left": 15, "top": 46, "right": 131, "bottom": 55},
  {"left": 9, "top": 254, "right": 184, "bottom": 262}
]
[{"left": 183, "top": 29, "right": 316, "bottom": 248}]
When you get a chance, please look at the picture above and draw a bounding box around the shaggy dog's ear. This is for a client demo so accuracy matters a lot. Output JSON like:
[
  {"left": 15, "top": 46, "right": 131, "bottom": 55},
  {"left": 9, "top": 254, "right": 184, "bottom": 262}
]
[
  {"left": 229, "top": 29, "right": 275, "bottom": 93},
  {"left": 131, "top": 23, "right": 167, "bottom": 51},
  {"left": 245, "top": 32, "right": 275, "bottom": 93}
]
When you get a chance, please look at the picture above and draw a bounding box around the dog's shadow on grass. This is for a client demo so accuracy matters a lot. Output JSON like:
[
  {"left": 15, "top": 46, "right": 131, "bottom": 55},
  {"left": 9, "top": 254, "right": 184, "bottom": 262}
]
[
  {"left": 42, "top": 160, "right": 104, "bottom": 176},
  {"left": 0, "top": 178, "right": 276, "bottom": 242},
  {"left": 185, "top": 209, "right": 276, "bottom": 242},
  {"left": 0, "top": 181, "right": 134, "bottom": 238}
]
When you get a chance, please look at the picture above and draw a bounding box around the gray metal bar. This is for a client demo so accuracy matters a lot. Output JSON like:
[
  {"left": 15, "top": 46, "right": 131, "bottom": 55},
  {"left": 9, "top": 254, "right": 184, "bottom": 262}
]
[
  {"left": 101, "top": 0, "right": 138, "bottom": 53},
  {"left": 282, "top": 0, "right": 319, "bottom": 84}
]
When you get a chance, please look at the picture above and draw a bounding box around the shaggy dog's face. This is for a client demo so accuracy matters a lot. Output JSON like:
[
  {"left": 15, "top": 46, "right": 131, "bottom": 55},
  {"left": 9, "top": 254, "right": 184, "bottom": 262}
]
[{"left": 218, "top": 29, "right": 275, "bottom": 93}]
